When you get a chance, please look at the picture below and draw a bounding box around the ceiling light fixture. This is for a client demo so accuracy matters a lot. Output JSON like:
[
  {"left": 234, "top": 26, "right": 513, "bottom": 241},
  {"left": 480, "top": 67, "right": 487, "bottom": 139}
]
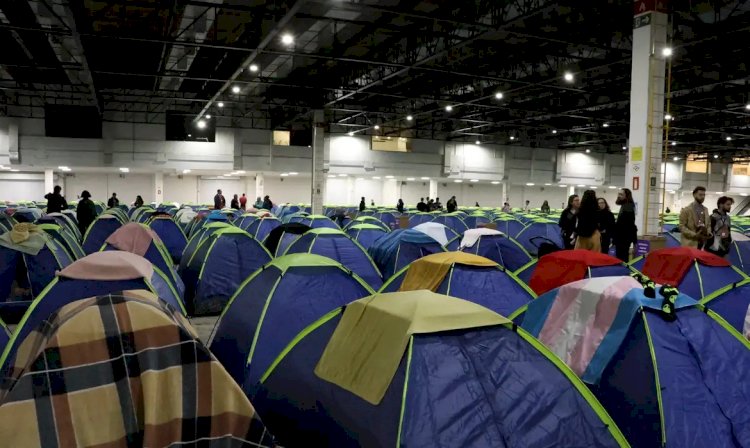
[
  {"left": 622, "top": 146, "right": 627, "bottom": 150},
  {"left": 559, "top": 184, "right": 568, "bottom": 188},
  {"left": 609, "top": 186, "right": 617, "bottom": 189},
  {"left": 338, "top": 174, "right": 347, "bottom": 177},
  {"left": 232, "top": 86, "right": 241, "bottom": 94},
  {"left": 563, "top": 72, "right": 574, "bottom": 82},
  {"left": 182, "top": 169, "right": 191, "bottom": 174},
  {"left": 673, "top": 156, "right": 679, "bottom": 161},
  {"left": 495, "top": 92, "right": 503, "bottom": 99},
  {"left": 281, "top": 34, "right": 294, "bottom": 45},
  {"left": 197, "top": 120, "right": 206, "bottom": 129},
  {"left": 373, "top": 176, "right": 381, "bottom": 180},
  {"left": 475, "top": 140, "right": 481, "bottom": 145},
  {"left": 454, "top": 179, "right": 463, "bottom": 183},
  {"left": 662, "top": 47, "right": 673, "bottom": 57},
  {"left": 9, "top": 169, "right": 18, "bottom": 172},
  {"left": 328, "top": 174, "right": 336, "bottom": 178},
  {"left": 726, "top": 136, "right": 733, "bottom": 141},
  {"left": 491, "top": 181, "right": 500, "bottom": 185},
  {"left": 577, "top": 184, "right": 586, "bottom": 187},
  {"left": 585, "top": 149, "right": 591, "bottom": 153},
  {"left": 280, "top": 173, "right": 289, "bottom": 177},
  {"left": 714, "top": 154, "right": 719, "bottom": 159},
  {"left": 664, "top": 114, "right": 673, "bottom": 121},
  {"left": 746, "top": 104, "right": 750, "bottom": 111},
  {"left": 347, "top": 132, "right": 354, "bottom": 136},
  {"left": 119, "top": 167, "right": 129, "bottom": 173},
  {"left": 552, "top": 129, "right": 557, "bottom": 134},
  {"left": 407, "top": 177, "right": 415, "bottom": 181},
  {"left": 289, "top": 172, "right": 298, "bottom": 175},
  {"left": 509, "top": 136, "right": 515, "bottom": 141},
  {"left": 445, "top": 105, "right": 453, "bottom": 112},
  {"left": 218, "top": 102, "right": 224, "bottom": 108},
  {"left": 374, "top": 125, "right": 380, "bottom": 130},
  {"left": 406, "top": 115, "right": 413, "bottom": 121},
  {"left": 249, "top": 64, "right": 259, "bottom": 72},
  {"left": 385, "top": 175, "right": 394, "bottom": 179},
  {"left": 470, "top": 179, "right": 479, "bottom": 183},
  {"left": 603, "top": 123, "right": 609, "bottom": 128},
  {"left": 205, "top": 114, "right": 211, "bottom": 119},
  {"left": 526, "top": 182, "right": 535, "bottom": 186},
  {"left": 671, "top": 141, "right": 677, "bottom": 146}
]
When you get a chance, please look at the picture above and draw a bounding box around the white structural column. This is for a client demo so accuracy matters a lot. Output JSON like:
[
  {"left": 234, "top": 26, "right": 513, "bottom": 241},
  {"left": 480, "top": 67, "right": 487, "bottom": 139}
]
[
  {"left": 154, "top": 172, "right": 164, "bottom": 204},
  {"left": 627, "top": 3, "right": 669, "bottom": 235},
  {"left": 311, "top": 110, "right": 325, "bottom": 214},
  {"left": 44, "top": 169, "right": 54, "bottom": 194},
  {"left": 429, "top": 179, "right": 438, "bottom": 200},
  {"left": 255, "top": 173, "right": 265, "bottom": 200}
]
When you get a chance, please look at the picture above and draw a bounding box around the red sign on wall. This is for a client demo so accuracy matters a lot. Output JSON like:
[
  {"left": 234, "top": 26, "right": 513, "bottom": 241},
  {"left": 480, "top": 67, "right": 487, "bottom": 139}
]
[
  {"left": 634, "top": 0, "right": 667, "bottom": 15},
  {"left": 633, "top": 176, "right": 640, "bottom": 191}
]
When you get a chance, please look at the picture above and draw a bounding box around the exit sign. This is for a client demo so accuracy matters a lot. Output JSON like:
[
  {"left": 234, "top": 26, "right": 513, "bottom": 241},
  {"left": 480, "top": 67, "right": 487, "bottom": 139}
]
[{"left": 634, "top": 0, "right": 667, "bottom": 15}]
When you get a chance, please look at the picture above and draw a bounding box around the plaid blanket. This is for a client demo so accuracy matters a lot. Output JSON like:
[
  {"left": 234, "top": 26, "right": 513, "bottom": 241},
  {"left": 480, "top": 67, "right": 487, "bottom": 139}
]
[{"left": 0, "top": 290, "right": 275, "bottom": 447}]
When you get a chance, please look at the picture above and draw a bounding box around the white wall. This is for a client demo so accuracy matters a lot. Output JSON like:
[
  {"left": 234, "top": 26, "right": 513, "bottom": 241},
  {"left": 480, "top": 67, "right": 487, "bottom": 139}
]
[
  {"left": 0, "top": 173, "right": 44, "bottom": 201},
  {"left": 64, "top": 173, "right": 154, "bottom": 204},
  {"left": 163, "top": 175, "right": 199, "bottom": 204}
]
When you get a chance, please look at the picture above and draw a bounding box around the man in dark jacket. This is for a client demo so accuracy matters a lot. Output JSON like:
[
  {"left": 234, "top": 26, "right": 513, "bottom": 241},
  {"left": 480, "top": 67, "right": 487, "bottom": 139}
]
[
  {"left": 359, "top": 197, "right": 366, "bottom": 212},
  {"left": 446, "top": 196, "right": 457, "bottom": 213},
  {"left": 45, "top": 185, "right": 68, "bottom": 214},
  {"left": 214, "top": 189, "right": 226, "bottom": 209},
  {"left": 614, "top": 188, "right": 637, "bottom": 262},
  {"left": 706, "top": 196, "right": 733, "bottom": 257},
  {"left": 76, "top": 190, "right": 97, "bottom": 237},
  {"left": 417, "top": 198, "right": 427, "bottom": 212},
  {"left": 107, "top": 193, "right": 119, "bottom": 208},
  {"left": 262, "top": 195, "right": 273, "bottom": 210}
]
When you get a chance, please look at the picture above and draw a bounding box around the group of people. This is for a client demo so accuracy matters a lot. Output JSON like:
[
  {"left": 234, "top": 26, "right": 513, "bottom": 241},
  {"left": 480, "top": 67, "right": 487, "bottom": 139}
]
[
  {"left": 678, "top": 186, "right": 734, "bottom": 257},
  {"left": 213, "top": 190, "right": 273, "bottom": 211},
  {"left": 416, "top": 197, "right": 443, "bottom": 212},
  {"left": 558, "top": 188, "right": 638, "bottom": 262}
]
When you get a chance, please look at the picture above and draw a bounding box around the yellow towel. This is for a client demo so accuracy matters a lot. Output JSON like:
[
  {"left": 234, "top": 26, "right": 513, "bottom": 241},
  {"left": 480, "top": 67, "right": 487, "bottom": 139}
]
[
  {"left": 314, "top": 291, "right": 509, "bottom": 404},
  {"left": 10, "top": 223, "right": 40, "bottom": 244},
  {"left": 399, "top": 252, "right": 497, "bottom": 292}
]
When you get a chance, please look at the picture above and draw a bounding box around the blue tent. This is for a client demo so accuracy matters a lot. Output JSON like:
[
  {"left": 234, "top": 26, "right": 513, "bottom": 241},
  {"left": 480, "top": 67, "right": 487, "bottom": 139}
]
[
  {"left": 12, "top": 208, "right": 42, "bottom": 223},
  {"left": 516, "top": 249, "right": 634, "bottom": 292},
  {"left": 284, "top": 228, "right": 383, "bottom": 289},
  {"left": 249, "top": 291, "right": 628, "bottom": 448},
  {"left": 368, "top": 227, "right": 447, "bottom": 279},
  {"left": 463, "top": 214, "right": 491, "bottom": 229},
  {"left": 523, "top": 276, "right": 750, "bottom": 448},
  {"left": 0, "top": 231, "right": 74, "bottom": 322},
  {"left": 136, "top": 210, "right": 156, "bottom": 224},
  {"left": 0, "top": 250, "right": 184, "bottom": 375},
  {"left": 282, "top": 211, "right": 309, "bottom": 224},
  {"left": 264, "top": 223, "right": 312, "bottom": 257},
  {"left": 494, "top": 218, "right": 526, "bottom": 239},
  {"left": 0, "top": 215, "right": 17, "bottom": 234},
  {"left": 82, "top": 215, "right": 122, "bottom": 254},
  {"left": 407, "top": 213, "right": 432, "bottom": 228},
  {"left": 345, "top": 224, "right": 388, "bottom": 251},
  {"left": 289, "top": 214, "right": 340, "bottom": 230},
  {"left": 235, "top": 214, "right": 259, "bottom": 231},
  {"left": 148, "top": 216, "right": 187, "bottom": 263},
  {"left": 631, "top": 247, "right": 747, "bottom": 301},
  {"left": 102, "top": 222, "right": 185, "bottom": 299},
  {"left": 37, "top": 213, "right": 81, "bottom": 243},
  {"left": 209, "top": 253, "right": 374, "bottom": 387},
  {"left": 36, "top": 223, "right": 85, "bottom": 260},
  {"left": 431, "top": 213, "right": 469, "bottom": 234},
  {"left": 180, "top": 222, "right": 232, "bottom": 268},
  {"left": 380, "top": 252, "right": 535, "bottom": 318},
  {"left": 343, "top": 216, "right": 388, "bottom": 232},
  {"left": 459, "top": 228, "right": 533, "bottom": 272},
  {"left": 700, "top": 279, "right": 750, "bottom": 335},
  {"left": 246, "top": 217, "right": 281, "bottom": 242},
  {"left": 727, "top": 233, "right": 750, "bottom": 276},
  {"left": 179, "top": 227, "right": 272, "bottom": 315},
  {"left": 515, "top": 221, "right": 564, "bottom": 256}
]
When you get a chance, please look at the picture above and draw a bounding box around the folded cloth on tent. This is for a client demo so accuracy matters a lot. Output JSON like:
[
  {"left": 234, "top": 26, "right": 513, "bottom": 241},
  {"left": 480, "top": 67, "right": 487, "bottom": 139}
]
[
  {"left": 314, "top": 291, "right": 508, "bottom": 405},
  {"left": 459, "top": 228, "right": 504, "bottom": 249},
  {"left": 529, "top": 250, "right": 623, "bottom": 295},
  {"left": 412, "top": 222, "right": 450, "bottom": 246},
  {"left": 744, "top": 304, "right": 750, "bottom": 340},
  {"left": 0, "top": 224, "right": 47, "bottom": 255},
  {"left": 57, "top": 251, "right": 153, "bottom": 281},
  {"left": 105, "top": 223, "right": 159, "bottom": 257},
  {"left": 0, "top": 291, "right": 275, "bottom": 447},
  {"left": 642, "top": 247, "right": 731, "bottom": 286},
  {"left": 399, "top": 252, "right": 497, "bottom": 292}
]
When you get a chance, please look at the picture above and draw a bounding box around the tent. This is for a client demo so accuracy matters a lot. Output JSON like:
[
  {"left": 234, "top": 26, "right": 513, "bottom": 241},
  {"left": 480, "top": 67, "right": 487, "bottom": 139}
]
[
  {"left": 519, "top": 250, "right": 634, "bottom": 295},
  {"left": 264, "top": 222, "right": 312, "bottom": 257},
  {"left": 249, "top": 291, "right": 628, "bottom": 448},
  {"left": 515, "top": 221, "right": 565, "bottom": 256},
  {"left": 368, "top": 228, "right": 447, "bottom": 279},
  {"left": 728, "top": 233, "right": 750, "bottom": 276},
  {"left": 0, "top": 215, "right": 17, "bottom": 234},
  {"left": 380, "top": 252, "right": 535, "bottom": 318},
  {"left": 36, "top": 223, "right": 85, "bottom": 260},
  {"left": 102, "top": 223, "right": 185, "bottom": 298},
  {"left": 247, "top": 216, "right": 281, "bottom": 242},
  {"left": 631, "top": 247, "right": 747, "bottom": 300},
  {"left": 179, "top": 227, "right": 272, "bottom": 315},
  {"left": 0, "top": 227, "right": 74, "bottom": 322},
  {"left": 12, "top": 208, "right": 42, "bottom": 223},
  {"left": 82, "top": 215, "right": 123, "bottom": 254},
  {"left": 0, "top": 291, "right": 275, "bottom": 447},
  {"left": 700, "top": 279, "right": 750, "bottom": 337},
  {"left": 372, "top": 211, "right": 398, "bottom": 230},
  {"left": 407, "top": 213, "right": 433, "bottom": 228},
  {"left": 343, "top": 216, "right": 388, "bottom": 232},
  {"left": 209, "top": 253, "right": 374, "bottom": 387},
  {"left": 462, "top": 214, "right": 491, "bottom": 229},
  {"left": 494, "top": 217, "right": 526, "bottom": 237},
  {"left": 345, "top": 223, "right": 388, "bottom": 251},
  {"left": 284, "top": 228, "right": 383, "bottom": 289},
  {"left": 0, "top": 251, "right": 185, "bottom": 373},
  {"left": 459, "top": 228, "right": 533, "bottom": 272},
  {"left": 236, "top": 213, "right": 259, "bottom": 231},
  {"left": 180, "top": 221, "right": 232, "bottom": 267},
  {"left": 289, "top": 214, "right": 340, "bottom": 230},
  {"left": 148, "top": 215, "right": 187, "bottom": 263},
  {"left": 37, "top": 212, "right": 81, "bottom": 242},
  {"left": 412, "top": 221, "right": 459, "bottom": 244},
  {"left": 431, "top": 213, "right": 469, "bottom": 234},
  {"left": 522, "top": 276, "right": 750, "bottom": 448}
]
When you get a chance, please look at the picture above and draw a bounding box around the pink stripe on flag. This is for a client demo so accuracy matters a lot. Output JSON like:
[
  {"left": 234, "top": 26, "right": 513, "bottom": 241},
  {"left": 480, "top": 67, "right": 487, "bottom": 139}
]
[
  {"left": 566, "top": 277, "right": 640, "bottom": 376},
  {"left": 538, "top": 281, "right": 586, "bottom": 344}
]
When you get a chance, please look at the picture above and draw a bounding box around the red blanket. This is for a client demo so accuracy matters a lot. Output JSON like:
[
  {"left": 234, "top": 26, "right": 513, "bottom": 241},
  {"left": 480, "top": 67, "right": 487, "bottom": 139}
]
[
  {"left": 529, "top": 250, "right": 623, "bottom": 295},
  {"left": 642, "top": 247, "right": 730, "bottom": 286}
]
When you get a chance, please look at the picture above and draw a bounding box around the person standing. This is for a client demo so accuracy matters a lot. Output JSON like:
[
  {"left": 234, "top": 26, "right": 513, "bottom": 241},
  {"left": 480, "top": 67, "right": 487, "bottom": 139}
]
[
  {"left": 214, "top": 189, "right": 226, "bottom": 210},
  {"left": 254, "top": 196, "right": 263, "bottom": 209},
  {"left": 524, "top": 200, "right": 531, "bottom": 212},
  {"left": 231, "top": 194, "right": 240, "bottom": 210},
  {"left": 574, "top": 190, "right": 601, "bottom": 252},
  {"left": 541, "top": 200, "right": 550, "bottom": 214},
  {"left": 502, "top": 202, "right": 512, "bottom": 213},
  {"left": 107, "top": 193, "right": 119, "bottom": 208},
  {"left": 679, "top": 186, "right": 711, "bottom": 249},
  {"left": 614, "top": 188, "right": 637, "bottom": 262},
  {"left": 559, "top": 194, "right": 580, "bottom": 249},
  {"left": 706, "top": 196, "right": 733, "bottom": 257},
  {"left": 239, "top": 193, "right": 248, "bottom": 210},
  {"left": 133, "top": 195, "right": 144, "bottom": 208},
  {"left": 76, "top": 190, "right": 97, "bottom": 237},
  {"left": 598, "top": 198, "right": 615, "bottom": 254},
  {"left": 446, "top": 196, "right": 458, "bottom": 213},
  {"left": 370, "top": 199, "right": 375, "bottom": 207},
  {"left": 359, "top": 197, "right": 366, "bottom": 212},
  {"left": 396, "top": 199, "right": 405, "bottom": 213},
  {"left": 45, "top": 185, "right": 68, "bottom": 214}
]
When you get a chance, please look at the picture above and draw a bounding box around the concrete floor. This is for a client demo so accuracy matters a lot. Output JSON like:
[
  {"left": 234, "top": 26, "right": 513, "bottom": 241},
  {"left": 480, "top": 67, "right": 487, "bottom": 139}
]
[{"left": 189, "top": 316, "right": 220, "bottom": 343}]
